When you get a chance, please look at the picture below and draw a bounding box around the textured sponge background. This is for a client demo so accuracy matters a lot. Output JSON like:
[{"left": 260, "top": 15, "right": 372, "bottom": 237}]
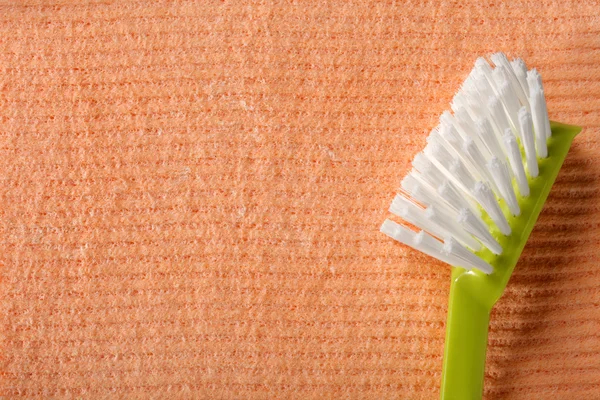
[{"left": 1, "top": 1, "right": 599, "bottom": 398}]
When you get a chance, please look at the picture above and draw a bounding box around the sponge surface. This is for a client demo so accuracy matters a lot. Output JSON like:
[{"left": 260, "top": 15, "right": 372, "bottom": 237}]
[{"left": 1, "top": 1, "right": 599, "bottom": 398}]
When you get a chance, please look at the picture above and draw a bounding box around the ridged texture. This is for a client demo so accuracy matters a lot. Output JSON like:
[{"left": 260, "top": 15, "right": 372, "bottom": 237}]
[{"left": 0, "top": 1, "right": 599, "bottom": 399}]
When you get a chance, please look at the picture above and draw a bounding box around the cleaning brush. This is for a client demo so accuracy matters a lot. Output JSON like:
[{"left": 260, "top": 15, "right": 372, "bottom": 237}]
[{"left": 380, "top": 53, "right": 582, "bottom": 399}]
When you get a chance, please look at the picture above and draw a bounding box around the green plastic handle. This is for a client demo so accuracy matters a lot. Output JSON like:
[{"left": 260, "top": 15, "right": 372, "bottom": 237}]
[{"left": 440, "top": 122, "right": 582, "bottom": 400}]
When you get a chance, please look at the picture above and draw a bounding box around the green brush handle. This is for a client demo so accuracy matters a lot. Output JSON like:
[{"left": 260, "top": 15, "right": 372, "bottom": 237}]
[
  {"left": 441, "top": 270, "right": 491, "bottom": 400},
  {"left": 440, "top": 122, "right": 582, "bottom": 400}
]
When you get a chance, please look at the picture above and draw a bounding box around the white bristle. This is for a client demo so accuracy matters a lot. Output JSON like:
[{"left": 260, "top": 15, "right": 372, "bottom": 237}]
[
  {"left": 442, "top": 237, "right": 493, "bottom": 274},
  {"left": 488, "top": 95, "right": 512, "bottom": 143},
  {"left": 425, "top": 206, "right": 481, "bottom": 251},
  {"left": 440, "top": 118, "right": 465, "bottom": 147},
  {"left": 381, "top": 219, "right": 415, "bottom": 245},
  {"left": 390, "top": 195, "right": 444, "bottom": 239},
  {"left": 472, "top": 182, "right": 511, "bottom": 236},
  {"left": 413, "top": 152, "right": 433, "bottom": 174},
  {"left": 381, "top": 220, "right": 465, "bottom": 267},
  {"left": 491, "top": 52, "right": 529, "bottom": 107},
  {"left": 412, "top": 153, "right": 435, "bottom": 174},
  {"left": 492, "top": 67, "right": 520, "bottom": 128},
  {"left": 518, "top": 106, "right": 539, "bottom": 177},
  {"left": 438, "top": 179, "right": 481, "bottom": 217},
  {"left": 543, "top": 101, "right": 551, "bottom": 139},
  {"left": 503, "top": 129, "right": 530, "bottom": 197},
  {"left": 472, "top": 70, "right": 495, "bottom": 99},
  {"left": 424, "top": 131, "right": 454, "bottom": 166},
  {"left": 497, "top": 80, "right": 520, "bottom": 131},
  {"left": 413, "top": 230, "right": 466, "bottom": 267},
  {"left": 413, "top": 152, "right": 445, "bottom": 189},
  {"left": 439, "top": 122, "right": 490, "bottom": 184},
  {"left": 448, "top": 157, "right": 477, "bottom": 193},
  {"left": 439, "top": 124, "right": 475, "bottom": 168},
  {"left": 440, "top": 111, "right": 460, "bottom": 136},
  {"left": 401, "top": 173, "right": 437, "bottom": 207},
  {"left": 455, "top": 108, "right": 492, "bottom": 159},
  {"left": 526, "top": 68, "right": 552, "bottom": 137},
  {"left": 510, "top": 58, "right": 530, "bottom": 100},
  {"left": 459, "top": 68, "right": 479, "bottom": 91},
  {"left": 402, "top": 172, "right": 459, "bottom": 218},
  {"left": 463, "top": 137, "right": 491, "bottom": 177},
  {"left": 451, "top": 91, "right": 467, "bottom": 113},
  {"left": 437, "top": 180, "right": 461, "bottom": 209},
  {"left": 527, "top": 69, "right": 552, "bottom": 139},
  {"left": 475, "top": 57, "right": 492, "bottom": 71},
  {"left": 400, "top": 173, "right": 419, "bottom": 194},
  {"left": 526, "top": 68, "right": 543, "bottom": 88},
  {"left": 475, "top": 117, "right": 505, "bottom": 160},
  {"left": 529, "top": 89, "right": 549, "bottom": 158},
  {"left": 491, "top": 65, "right": 507, "bottom": 88},
  {"left": 487, "top": 157, "right": 520, "bottom": 216},
  {"left": 475, "top": 58, "right": 495, "bottom": 90},
  {"left": 424, "top": 138, "right": 453, "bottom": 171},
  {"left": 382, "top": 54, "right": 553, "bottom": 274},
  {"left": 458, "top": 93, "right": 484, "bottom": 121},
  {"left": 458, "top": 208, "right": 502, "bottom": 255},
  {"left": 390, "top": 194, "right": 478, "bottom": 254},
  {"left": 469, "top": 72, "right": 496, "bottom": 118},
  {"left": 454, "top": 106, "right": 472, "bottom": 125},
  {"left": 460, "top": 77, "right": 485, "bottom": 103},
  {"left": 462, "top": 136, "right": 499, "bottom": 195},
  {"left": 424, "top": 134, "right": 479, "bottom": 193},
  {"left": 454, "top": 107, "right": 474, "bottom": 133}
]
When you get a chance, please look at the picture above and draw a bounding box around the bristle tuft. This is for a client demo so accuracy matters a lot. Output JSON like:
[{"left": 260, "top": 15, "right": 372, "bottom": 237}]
[
  {"left": 472, "top": 182, "right": 511, "bottom": 236},
  {"left": 503, "top": 129, "right": 530, "bottom": 197},
  {"left": 487, "top": 157, "right": 520, "bottom": 216},
  {"left": 457, "top": 208, "right": 502, "bottom": 255},
  {"left": 518, "top": 106, "right": 539, "bottom": 177},
  {"left": 442, "top": 237, "right": 493, "bottom": 274}
]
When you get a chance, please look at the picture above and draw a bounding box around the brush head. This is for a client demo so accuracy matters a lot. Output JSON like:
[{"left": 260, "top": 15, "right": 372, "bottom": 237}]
[{"left": 381, "top": 53, "right": 553, "bottom": 274}]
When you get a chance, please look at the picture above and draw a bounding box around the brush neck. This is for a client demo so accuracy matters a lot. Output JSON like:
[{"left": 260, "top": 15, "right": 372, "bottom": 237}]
[{"left": 440, "top": 271, "right": 492, "bottom": 400}]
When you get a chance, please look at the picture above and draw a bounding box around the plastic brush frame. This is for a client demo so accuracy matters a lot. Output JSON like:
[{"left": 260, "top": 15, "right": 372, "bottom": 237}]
[{"left": 440, "top": 121, "right": 582, "bottom": 400}]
